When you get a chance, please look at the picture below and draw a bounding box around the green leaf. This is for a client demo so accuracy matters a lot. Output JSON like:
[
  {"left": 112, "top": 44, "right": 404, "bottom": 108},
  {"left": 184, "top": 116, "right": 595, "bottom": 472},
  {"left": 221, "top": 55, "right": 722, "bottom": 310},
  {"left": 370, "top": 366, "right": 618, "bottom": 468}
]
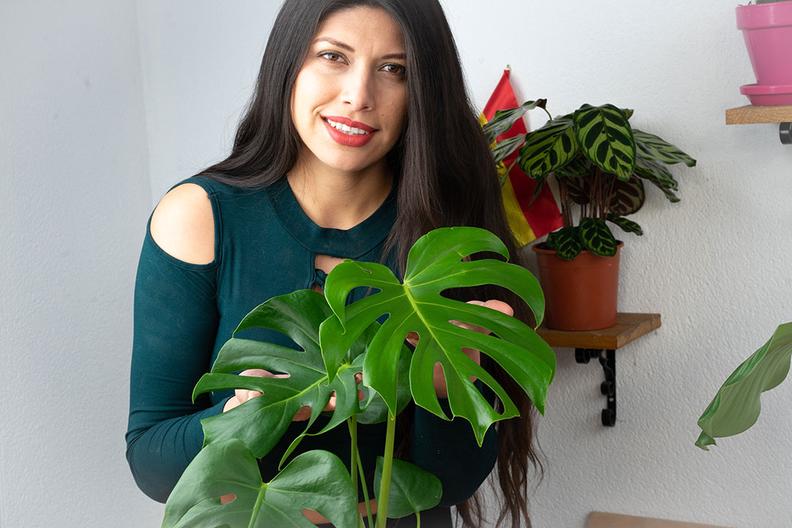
[
  {"left": 481, "top": 100, "right": 541, "bottom": 144},
  {"left": 606, "top": 214, "right": 643, "bottom": 236},
  {"left": 491, "top": 135, "right": 525, "bottom": 165},
  {"left": 579, "top": 218, "right": 618, "bottom": 257},
  {"left": 634, "top": 157, "right": 680, "bottom": 203},
  {"left": 634, "top": 129, "right": 696, "bottom": 167},
  {"left": 696, "top": 323, "right": 792, "bottom": 450},
  {"left": 322, "top": 227, "right": 555, "bottom": 447},
  {"left": 193, "top": 290, "right": 370, "bottom": 461},
  {"left": 518, "top": 116, "right": 578, "bottom": 179},
  {"left": 162, "top": 440, "right": 358, "bottom": 528},
  {"left": 608, "top": 176, "right": 645, "bottom": 216},
  {"left": 373, "top": 457, "right": 442, "bottom": 519},
  {"left": 547, "top": 227, "right": 583, "bottom": 260},
  {"left": 573, "top": 104, "right": 636, "bottom": 181}
]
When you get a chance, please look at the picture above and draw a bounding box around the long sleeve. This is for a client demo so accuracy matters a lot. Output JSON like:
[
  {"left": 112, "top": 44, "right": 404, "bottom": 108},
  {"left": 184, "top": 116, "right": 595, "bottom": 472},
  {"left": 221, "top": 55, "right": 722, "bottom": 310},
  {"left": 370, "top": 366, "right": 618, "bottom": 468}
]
[
  {"left": 125, "top": 217, "right": 231, "bottom": 503},
  {"left": 409, "top": 379, "right": 499, "bottom": 507}
]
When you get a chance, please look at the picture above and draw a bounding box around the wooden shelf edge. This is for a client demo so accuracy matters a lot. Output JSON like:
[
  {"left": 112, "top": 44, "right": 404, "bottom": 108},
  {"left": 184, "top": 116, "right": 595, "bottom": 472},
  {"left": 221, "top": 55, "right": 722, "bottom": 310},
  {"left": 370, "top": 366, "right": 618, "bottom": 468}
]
[
  {"left": 537, "top": 312, "right": 661, "bottom": 350},
  {"left": 725, "top": 104, "right": 792, "bottom": 125}
]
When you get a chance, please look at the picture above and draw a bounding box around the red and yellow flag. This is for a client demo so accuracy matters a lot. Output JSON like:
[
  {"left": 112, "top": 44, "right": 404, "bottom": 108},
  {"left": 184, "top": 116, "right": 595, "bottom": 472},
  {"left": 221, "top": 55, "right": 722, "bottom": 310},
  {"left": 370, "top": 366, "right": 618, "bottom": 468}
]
[{"left": 479, "top": 69, "right": 562, "bottom": 247}]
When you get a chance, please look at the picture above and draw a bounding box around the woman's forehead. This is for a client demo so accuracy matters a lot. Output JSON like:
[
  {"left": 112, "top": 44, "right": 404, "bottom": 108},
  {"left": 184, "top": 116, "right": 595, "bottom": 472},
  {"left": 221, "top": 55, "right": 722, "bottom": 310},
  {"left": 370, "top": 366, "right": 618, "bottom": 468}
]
[{"left": 313, "top": 6, "right": 405, "bottom": 54}]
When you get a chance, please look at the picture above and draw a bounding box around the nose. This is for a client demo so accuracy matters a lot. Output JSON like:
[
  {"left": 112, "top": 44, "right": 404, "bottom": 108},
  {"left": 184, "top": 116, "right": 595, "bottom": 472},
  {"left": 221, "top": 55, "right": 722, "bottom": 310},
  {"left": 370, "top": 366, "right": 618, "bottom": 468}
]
[{"left": 341, "top": 66, "right": 374, "bottom": 112}]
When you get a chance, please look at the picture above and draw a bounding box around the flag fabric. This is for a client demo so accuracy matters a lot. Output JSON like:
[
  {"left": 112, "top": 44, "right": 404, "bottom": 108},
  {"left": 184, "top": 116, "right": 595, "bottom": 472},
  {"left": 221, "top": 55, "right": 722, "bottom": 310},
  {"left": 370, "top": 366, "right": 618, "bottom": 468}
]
[{"left": 480, "top": 68, "right": 563, "bottom": 247}]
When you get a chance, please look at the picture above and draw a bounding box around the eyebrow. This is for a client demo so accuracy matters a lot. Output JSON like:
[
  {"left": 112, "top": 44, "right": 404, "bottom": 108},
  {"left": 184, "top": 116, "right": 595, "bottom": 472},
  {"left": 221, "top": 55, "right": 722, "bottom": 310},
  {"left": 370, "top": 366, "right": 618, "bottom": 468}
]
[{"left": 312, "top": 37, "right": 406, "bottom": 60}]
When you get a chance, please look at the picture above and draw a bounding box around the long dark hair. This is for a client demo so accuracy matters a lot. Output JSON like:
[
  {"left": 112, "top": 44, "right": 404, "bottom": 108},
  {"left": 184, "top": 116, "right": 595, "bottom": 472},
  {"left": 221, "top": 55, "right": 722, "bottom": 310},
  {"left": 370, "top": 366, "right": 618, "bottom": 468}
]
[{"left": 200, "top": 1, "right": 542, "bottom": 526}]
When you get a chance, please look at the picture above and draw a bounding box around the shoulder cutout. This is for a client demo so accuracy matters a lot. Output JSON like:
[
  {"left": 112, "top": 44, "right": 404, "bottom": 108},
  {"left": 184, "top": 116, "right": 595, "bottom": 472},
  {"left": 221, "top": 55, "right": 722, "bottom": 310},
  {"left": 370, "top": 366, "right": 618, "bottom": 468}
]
[{"left": 150, "top": 183, "right": 215, "bottom": 265}]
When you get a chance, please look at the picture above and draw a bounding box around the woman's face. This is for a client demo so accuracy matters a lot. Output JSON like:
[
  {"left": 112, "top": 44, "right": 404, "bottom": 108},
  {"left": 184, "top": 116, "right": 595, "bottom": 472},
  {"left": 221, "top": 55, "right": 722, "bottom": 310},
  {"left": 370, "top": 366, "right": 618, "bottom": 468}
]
[{"left": 290, "top": 6, "right": 408, "bottom": 176}]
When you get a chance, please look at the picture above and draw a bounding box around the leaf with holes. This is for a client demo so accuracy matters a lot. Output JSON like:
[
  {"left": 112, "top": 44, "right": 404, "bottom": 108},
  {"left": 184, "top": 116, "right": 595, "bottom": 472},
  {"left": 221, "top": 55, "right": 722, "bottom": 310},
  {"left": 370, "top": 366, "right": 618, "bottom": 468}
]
[
  {"left": 193, "top": 289, "right": 404, "bottom": 463},
  {"left": 481, "top": 100, "right": 541, "bottom": 144},
  {"left": 606, "top": 214, "right": 643, "bottom": 236},
  {"left": 321, "top": 227, "right": 555, "bottom": 446},
  {"left": 696, "top": 323, "right": 792, "bottom": 450},
  {"left": 634, "top": 129, "right": 696, "bottom": 167},
  {"left": 579, "top": 218, "right": 618, "bottom": 257},
  {"left": 519, "top": 116, "right": 578, "bottom": 179},
  {"left": 608, "top": 176, "right": 645, "bottom": 216},
  {"left": 162, "top": 440, "right": 358, "bottom": 528},
  {"left": 573, "top": 104, "right": 635, "bottom": 181}
]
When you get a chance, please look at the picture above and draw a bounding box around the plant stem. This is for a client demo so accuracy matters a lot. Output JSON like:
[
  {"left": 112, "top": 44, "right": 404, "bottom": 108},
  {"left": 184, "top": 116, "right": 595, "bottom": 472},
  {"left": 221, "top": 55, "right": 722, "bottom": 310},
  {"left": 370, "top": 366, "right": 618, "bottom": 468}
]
[
  {"left": 416, "top": 511, "right": 421, "bottom": 528},
  {"left": 375, "top": 412, "right": 397, "bottom": 528},
  {"left": 247, "top": 485, "right": 266, "bottom": 528},
  {"left": 348, "top": 417, "right": 359, "bottom": 492},
  {"left": 356, "top": 450, "right": 374, "bottom": 528}
]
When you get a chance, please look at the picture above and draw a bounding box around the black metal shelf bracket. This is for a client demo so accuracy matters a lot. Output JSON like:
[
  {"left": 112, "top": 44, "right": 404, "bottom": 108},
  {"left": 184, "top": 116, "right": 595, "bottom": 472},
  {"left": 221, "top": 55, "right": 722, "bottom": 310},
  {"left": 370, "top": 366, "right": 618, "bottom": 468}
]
[
  {"left": 780, "top": 122, "right": 791, "bottom": 145},
  {"left": 575, "top": 348, "right": 617, "bottom": 426}
]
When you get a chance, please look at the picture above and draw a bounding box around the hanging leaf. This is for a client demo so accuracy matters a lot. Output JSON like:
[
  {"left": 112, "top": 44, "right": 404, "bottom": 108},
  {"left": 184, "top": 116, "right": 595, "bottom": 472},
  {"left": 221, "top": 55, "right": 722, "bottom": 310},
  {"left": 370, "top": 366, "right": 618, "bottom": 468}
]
[
  {"left": 696, "top": 323, "right": 792, "bottom": 450},
  {"left": 608, "top": 176, "right": 645, "bottom": 216},
  {"left": 373, "top": 457, "right": 442, "bottom": 519},
  {"left": 634, "top": 157, "right": 680, "bottom": 203},
  {"left": 606, "top": 214, "right": 643, "bottom": 236},
  {"left": 481, "top": 100, "right": 541, "bottom": 144},
  {"left": 579, "top": 218, "right": 618, "bottom": 257},
  {"left": 491, "top": 135, "right": 525, "bottom": 165},
  {"left": 193, "top": 290, "right": 401, "bottom": 462},
  {"left": 573, "top": 104, "right": 636, "bottom": 181},
  {"left": 547, "top": 227, "right": 583, "bottom": 260},
  {"left": 634, "top": 129, "right": 696, "bottom": 167},
  {"left": 162, "top": 440, "right": 358, "bottom": 528},
  {"left": 322, "top": 227, "right": 555, "bottom": 447},
  {"left": 518, "top": 116, "right": 578, "bottom": 179}
]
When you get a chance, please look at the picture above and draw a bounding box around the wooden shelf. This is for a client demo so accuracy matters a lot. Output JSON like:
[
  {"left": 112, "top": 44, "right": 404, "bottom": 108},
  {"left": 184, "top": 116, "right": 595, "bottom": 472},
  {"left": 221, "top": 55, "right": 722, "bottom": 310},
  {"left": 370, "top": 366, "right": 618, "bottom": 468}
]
[
  {"left": 725, "top": 104, "right": 792, "bottom": 125},
  {"left": 537, "top": 312, "right": 661, "bottom": 350}
]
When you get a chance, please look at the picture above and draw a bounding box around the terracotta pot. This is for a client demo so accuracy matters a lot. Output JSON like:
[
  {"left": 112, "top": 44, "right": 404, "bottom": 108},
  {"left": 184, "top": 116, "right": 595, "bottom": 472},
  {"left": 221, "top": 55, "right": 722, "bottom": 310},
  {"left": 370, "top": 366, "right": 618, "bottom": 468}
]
[
  {"left": 532, "top": 242, "right": 622, "bottom": 331},
  {"left": 736, "top": 1, "right": 792, "bottom": 105}
]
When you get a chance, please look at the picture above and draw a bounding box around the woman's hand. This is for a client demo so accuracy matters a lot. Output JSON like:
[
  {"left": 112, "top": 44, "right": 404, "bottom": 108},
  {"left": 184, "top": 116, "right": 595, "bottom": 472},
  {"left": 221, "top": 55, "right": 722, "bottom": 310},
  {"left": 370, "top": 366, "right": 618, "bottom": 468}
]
[
  {"left": 222, "top": 369, "right": 364, "bottom": 421},
  {"left": 405, "top": 299, "right": 514, "bottom": 398}
]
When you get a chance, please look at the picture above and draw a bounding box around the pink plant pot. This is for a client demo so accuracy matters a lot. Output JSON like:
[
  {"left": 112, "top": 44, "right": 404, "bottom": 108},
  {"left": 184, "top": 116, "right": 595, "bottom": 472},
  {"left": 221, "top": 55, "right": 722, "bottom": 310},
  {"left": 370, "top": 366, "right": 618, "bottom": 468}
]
[{"left": 736, "top": 2, "right": 792, "bottom": 105}]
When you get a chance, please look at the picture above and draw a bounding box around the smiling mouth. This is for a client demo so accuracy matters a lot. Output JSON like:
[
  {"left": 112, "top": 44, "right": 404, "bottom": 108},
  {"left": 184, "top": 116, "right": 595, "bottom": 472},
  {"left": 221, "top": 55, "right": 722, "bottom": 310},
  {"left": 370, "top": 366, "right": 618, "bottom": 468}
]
[{"left": 322, "top": 117, "right": 373, "bottom": 136}]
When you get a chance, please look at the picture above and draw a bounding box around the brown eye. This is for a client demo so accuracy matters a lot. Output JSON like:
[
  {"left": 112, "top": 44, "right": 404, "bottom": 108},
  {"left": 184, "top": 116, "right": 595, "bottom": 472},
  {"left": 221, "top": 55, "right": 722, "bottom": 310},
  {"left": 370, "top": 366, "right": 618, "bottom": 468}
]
[
  {"left": 319, "top": 51, "right": 344, "bottom": 63},
  {"left": 382, "top": 63, "right": 406, "bottom": 77}
]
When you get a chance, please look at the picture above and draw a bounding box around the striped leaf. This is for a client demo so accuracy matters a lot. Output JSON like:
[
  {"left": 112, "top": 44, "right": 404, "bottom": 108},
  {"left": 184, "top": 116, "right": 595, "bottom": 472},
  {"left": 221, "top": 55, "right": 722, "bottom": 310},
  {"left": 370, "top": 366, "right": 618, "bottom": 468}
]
[
  {"left": 608, "top": 176, "right": 645, "bottom": 216},
  {"left": 482, "top": 100, "right": 541, "bottom": 144},
  {"left": 606, "top": 214, "right": 643, "bottom": 236},
  {"left": 579, "top": 218, "right": 618, "bottom": 257},
  {"left": 547, "top": 227, "right": 583, "bottom": 260},
  {"left": 573, "top": 104, "right": 636, "bottom": 181},
  {"left": 561, "top": 171, "right": 590, "bottom": 206},
  {"left": 634, "top": 129, "right": 696, "bottom": 167},
  {"left": 492, "top": 135, "right": 525, "bottom": 164},
  {"left": 635, "top": 157, "right": 680, "bottom": 203},
  {"left": 518, "top": 117, "right": 578, "bottom": 179}
]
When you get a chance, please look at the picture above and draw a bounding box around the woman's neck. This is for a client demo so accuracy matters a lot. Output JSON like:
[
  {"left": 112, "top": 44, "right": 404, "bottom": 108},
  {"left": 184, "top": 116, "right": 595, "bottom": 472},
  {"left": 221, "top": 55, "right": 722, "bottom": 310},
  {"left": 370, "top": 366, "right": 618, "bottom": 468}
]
[{"left": 286, "top": 159, "right": 393, "bottom": 230}]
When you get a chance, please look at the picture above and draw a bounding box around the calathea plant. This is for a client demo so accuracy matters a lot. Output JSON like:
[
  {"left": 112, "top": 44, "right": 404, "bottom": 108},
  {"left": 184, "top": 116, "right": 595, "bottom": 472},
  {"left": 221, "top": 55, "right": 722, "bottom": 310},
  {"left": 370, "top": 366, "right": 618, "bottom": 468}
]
[
  {"left": 483, "top": 101, "right": 696, "bottom": 260},
  {"left": 161, "top": 227, "right": 556, "bottom": 528}
]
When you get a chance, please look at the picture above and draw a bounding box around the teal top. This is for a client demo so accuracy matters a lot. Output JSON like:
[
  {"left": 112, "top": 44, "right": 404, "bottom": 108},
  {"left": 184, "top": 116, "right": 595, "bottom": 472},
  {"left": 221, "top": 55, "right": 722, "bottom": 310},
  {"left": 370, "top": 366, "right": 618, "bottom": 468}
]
[{"left": 125, "top": 174, "right": 497, "bottom": 509}]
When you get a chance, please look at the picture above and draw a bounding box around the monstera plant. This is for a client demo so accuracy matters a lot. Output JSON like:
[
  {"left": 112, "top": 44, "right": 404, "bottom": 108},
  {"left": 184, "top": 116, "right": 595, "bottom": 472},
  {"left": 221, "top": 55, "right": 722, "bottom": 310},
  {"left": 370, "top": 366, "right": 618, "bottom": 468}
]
[
  {"left": 161, "top": 227, "right": 556, "bottom": 528},
  {"left": 696, "top": 322, "right": 792, "bottom": 450}
]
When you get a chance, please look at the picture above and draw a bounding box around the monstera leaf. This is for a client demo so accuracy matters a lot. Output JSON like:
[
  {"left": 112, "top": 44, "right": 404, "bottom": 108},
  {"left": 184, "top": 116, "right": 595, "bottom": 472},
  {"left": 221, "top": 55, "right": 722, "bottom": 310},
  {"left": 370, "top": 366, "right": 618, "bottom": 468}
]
[
  {"left": 321, "top": 227, "right": 556, "bottom": 447},
  {"left": 193, "top": 289, "right": 407, "bottom": 463},
  {"left": 161, "top": 440, "right": 358, "bottom": 528},
  {"left": 696, "top": 323, "right": 792, "bottom": 450},
  {"left": 373, "top": 457, "right": 442, "bottom": 519}
]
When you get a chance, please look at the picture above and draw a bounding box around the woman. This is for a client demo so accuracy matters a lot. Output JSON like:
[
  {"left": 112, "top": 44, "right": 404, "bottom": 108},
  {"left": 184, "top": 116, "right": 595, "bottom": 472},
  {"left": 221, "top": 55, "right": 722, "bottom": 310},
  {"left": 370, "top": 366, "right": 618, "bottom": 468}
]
[{"left": 125, "top": 1, "right": 541, "bottom": 527}]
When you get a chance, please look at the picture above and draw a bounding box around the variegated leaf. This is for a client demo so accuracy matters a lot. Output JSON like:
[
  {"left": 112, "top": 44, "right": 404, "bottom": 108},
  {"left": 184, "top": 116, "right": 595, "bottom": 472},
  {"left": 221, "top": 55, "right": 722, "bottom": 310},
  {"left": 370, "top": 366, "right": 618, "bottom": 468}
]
[
  {"left": 573, "top": 104, "right": 636, "bottom": 181},
  {"left": 492, "top": 135, "right": 524, "bottom": 165},
  {"left": 634, "top": 129, "right": 696, "bottom": 167},
  {"left": 635, "top": 157, "right": 680, "bottom": 203},
  {"left": 546, "top": 227, "right": 583, "bottom": 260},
  {"left": 481, "top": 100, "right": 541, "bottom": 144},
  {"left": 518, "top": 116, "right": 578, "bottom": 179},
  {"left": 579, "top": 217, "right": 618, "bottom": 257},
  {"left": 606, "top": 214, "right": 643, "bottom": 236},
  {"left": 608, "top": 176, "right": 645, "bottom": 216}
]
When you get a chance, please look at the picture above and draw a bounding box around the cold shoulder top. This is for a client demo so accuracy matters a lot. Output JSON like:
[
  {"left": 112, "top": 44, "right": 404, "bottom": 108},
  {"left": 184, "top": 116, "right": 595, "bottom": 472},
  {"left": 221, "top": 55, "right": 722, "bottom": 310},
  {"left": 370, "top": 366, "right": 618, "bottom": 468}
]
[{"left": 124, "top": 174, "right": 498, "bottom": 512}]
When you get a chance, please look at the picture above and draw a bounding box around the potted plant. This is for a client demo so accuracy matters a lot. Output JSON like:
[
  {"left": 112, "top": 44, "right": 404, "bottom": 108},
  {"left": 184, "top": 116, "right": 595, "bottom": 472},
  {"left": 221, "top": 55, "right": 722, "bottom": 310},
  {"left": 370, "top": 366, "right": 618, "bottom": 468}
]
[
  {"left": 160, "top": 227, "right": 556, "bottom": 528},
  {"left": 696, "top": 322, "right": 792, "bottom": 449},
  {"left": 483, "top": 102, "right": 696, "bottom": 330},
  {"left": 737, "top": 0, "right": 792, "bottom": 106}
]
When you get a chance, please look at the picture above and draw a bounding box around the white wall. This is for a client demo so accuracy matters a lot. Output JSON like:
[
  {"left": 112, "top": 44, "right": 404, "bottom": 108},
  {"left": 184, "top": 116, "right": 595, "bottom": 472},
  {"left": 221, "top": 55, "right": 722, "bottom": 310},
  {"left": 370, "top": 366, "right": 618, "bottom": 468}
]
[
  {"left": 0, "top": 1, "right": 155, "bottom": 527},
  {"left": 3, "top": 0, "right": 791, "bottom": 527}
]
